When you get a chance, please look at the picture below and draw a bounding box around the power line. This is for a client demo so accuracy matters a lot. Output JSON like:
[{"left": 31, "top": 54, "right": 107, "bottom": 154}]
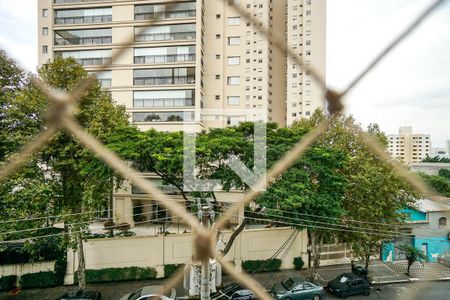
[
  {"left": 245, "top": 216, "right": 450, "bottom": 243},
  {"left": 0, "top": 205, "right": 194, "bottom": 236},
  {"left": 245, "top": 210, "right": 407, "bottom": 236},
  {"left": 262, "top": 207, "right": 409, "bottom": 228},
  {"left": 0, "top": 212, "right": 197, "bottom": 245},
  {"left": 0, "top": 201, "right": 197, "bottom": 225}
]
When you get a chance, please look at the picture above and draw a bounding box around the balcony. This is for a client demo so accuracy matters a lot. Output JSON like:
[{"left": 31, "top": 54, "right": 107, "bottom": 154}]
[
  {"left": 134, "top": 54, "right": 196, "bottom": 64},
  {"left": 133, "top": 76, "right": 195, "bottom": 86},
  {"left": 75, "top": 57, "right": 112, "bottom": 66},
  {"left": 135, "top": 10, "right": 196, "bottom": 21},
  {"left": 54, "top": 0, "right": 106, "bottom": 3},
  {"left": 55, "top": 36, "right": 112, "bottom": 46},
  {"left": 133, "top": 98, "right": 194, "bottom": 108},
  {"left": 135, "top": 32, "right": 196, "bottom": 42},
  {"left": 54, "top": 15, "right": 112, "bottom": 24}
]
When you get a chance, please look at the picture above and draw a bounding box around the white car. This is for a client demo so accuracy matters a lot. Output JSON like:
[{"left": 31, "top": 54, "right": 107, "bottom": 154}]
[{"left": 120, "top": 286, "right": 176, "bottom": 300}]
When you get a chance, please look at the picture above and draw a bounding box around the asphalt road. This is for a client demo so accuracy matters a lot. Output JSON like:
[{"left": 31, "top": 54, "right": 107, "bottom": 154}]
[{"left": 1, "top": 280, "right": 449, "bottom": 300}]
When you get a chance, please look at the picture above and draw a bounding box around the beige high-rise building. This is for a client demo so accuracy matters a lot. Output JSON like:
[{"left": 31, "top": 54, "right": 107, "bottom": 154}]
[
  {"left": 388, "top": 126, "right": 431, "bottom": 164},
  {"left": 38, "top": 0, "right": 326, "bottom": 130}
]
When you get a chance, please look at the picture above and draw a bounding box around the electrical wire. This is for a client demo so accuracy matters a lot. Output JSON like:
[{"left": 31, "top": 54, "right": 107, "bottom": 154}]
[
  {"left": 246, "top": 210, "right": 408, "bottom": 236},
  {"left": 263, "top": 207, "right": 410, "bottom": 228},
  {"left": 0, "top": 205, "right": 194, "bottom": 236},
  {"left": 0, "top": 212, "right": 197, "bottom": 245}
]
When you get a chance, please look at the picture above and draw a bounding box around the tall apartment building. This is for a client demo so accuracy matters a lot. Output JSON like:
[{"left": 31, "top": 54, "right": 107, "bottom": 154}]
[
  {"left": 38, "top": 0, "right": 326, "bottom": 130},
  {"left": 388, "top": 126, "right": 431, "bottom": 164}
]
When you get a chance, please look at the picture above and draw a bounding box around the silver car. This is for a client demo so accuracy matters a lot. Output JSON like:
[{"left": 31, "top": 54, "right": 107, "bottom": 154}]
[{"left": 120, "top": 286, "right": 176, "bottom": 300}]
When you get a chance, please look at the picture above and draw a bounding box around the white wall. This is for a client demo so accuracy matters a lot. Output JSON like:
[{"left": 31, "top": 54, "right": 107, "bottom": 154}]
[
  {"left": 65, "top": 227, "right": 308, "bottom": 284},
  {"left": 0, "top": 261, "right": 55, "bottom": 278}
]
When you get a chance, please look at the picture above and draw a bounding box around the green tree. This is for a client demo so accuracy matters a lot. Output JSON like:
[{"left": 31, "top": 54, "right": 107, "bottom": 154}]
[
  {"left": 36, "top": 57, "right": 128, "bottom": 290},
  {"left": 1, "top": 56, "right": 129, "bottom": 290},
  {"left": 418, "top": 171, "right": 450, "bottom": 197},
  {"left": 398, "top": 244, "right": 428, "bottom": 276},
  {"left": 292, "top": 110, "right": 417, "bottom": 270}
]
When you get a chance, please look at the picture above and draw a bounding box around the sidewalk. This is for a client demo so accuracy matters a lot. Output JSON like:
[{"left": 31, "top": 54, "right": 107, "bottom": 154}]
[
  {"left": 385, "top": 260, "right": 450, "bottom": 281},
  {"left": 313, "top": 260, "right": 409, "bottom": 285}
]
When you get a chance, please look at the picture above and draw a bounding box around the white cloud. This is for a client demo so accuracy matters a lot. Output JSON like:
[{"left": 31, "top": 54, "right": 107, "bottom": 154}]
[
  {"left": 327, "top": 0, "right": 450, "bottom": 147},
  {"left": 0, "top": 0, "right": 38, "bottom": 72}
]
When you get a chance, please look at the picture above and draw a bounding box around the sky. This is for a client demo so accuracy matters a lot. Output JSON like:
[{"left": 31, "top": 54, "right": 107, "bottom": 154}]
[{"left": 0, "top": 0, "right": 449, "bottom": 147}]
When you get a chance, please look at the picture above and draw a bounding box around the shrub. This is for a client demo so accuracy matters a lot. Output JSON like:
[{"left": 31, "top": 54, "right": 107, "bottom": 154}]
[
  {"left": 114, "top": 231, "right": 136, "bottom": 238},
  {"left": 19, "top": 272, "right": 58, "bottom": 289},
  {"left": 54, "top": 257, "right": 67, "bottom": 285},
  {"left": 85, "top": 267, "right": 157, "bottom": 283},
  {"left": 242, "top": 259, "right": 282, "bottom": 273},
  {"left": 293, "top": 257, "right": 304, "bottom": 270},
  {"left": 164, "top": 264, "right": 183, "bottom": 278},
  {"left": 0, "top": 275, "right": 17, "bottom": 291}
]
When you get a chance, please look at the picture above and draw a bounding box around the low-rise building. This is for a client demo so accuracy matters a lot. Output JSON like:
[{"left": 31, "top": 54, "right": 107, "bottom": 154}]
[{"left": 382, "top": 198, "right": 450, "bottom": 263}]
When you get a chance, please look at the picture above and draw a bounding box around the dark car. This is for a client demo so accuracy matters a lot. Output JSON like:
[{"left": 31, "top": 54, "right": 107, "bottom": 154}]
[
  {"left": 327, "top": 273, "right": 370, "bottom": 298},
  {"left": 271, "top": 277, "right": 325, "bottom": 300},
  {"left": 57, "top": 290, "right": 102, "bottom": 300},
  {"left": 211, "top": 283, "right": 256, "bottom": 300}
]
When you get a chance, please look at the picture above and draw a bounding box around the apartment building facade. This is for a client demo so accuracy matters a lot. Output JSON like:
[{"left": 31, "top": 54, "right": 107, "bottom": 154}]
[
  {"left": 38, "top": 0, "right": 326, "bottom": 130},
  {"left": 388, "top": 126, "right": 431, "bottom": 164}
]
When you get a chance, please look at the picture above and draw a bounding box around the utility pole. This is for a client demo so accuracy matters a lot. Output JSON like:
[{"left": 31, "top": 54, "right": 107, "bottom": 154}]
[{"left": 200, "top": 205, "right": 211, "bottom": 300}]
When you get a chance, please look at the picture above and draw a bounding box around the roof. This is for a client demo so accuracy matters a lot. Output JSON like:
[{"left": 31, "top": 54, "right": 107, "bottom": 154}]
[{"left": 416, "top": 199, "right": 450, "bottom": 212}]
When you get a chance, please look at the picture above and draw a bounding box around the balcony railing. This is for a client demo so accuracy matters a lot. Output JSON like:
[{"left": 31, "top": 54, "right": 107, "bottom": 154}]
[
  {"left": 133, "top": 98, "right": 194, "bottom": 107},
  {"left": 135, "top": 10, "right": 196, "bottom": 21},
  {"left": 55, "top": 36, "right": 112, "bottom": 46},
  {"left": 54, "top": 0, "right": 106, "bottom": 3},
  {"left": 74, "top": 57, "right": 112, "bottom": 66},
  {"left": 135, "top": 32, "right": 196, "bottom": 42},
  {"left": 134, "top": 54, "right": 195, "bottom": 64},
  {"left": 98, "top": 78, "right": 111, "bottom": 87},
  {"left": 133, "top": 76, "right": 195, "bottom": 86},
  {"left": 55, "top": 15, "right": 112, "bottom": 24}
]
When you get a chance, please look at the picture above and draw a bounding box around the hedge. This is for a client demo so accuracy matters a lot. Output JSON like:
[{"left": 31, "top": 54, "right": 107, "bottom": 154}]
[
  {"left": 0, "top": 275, "right": 17, "bottom": 291},
  {"left": 242, "top": 259, "right": 282, "bottom": 273},
  {"left": 19, "top": 272, "right": 58, "bottom": 289},
  {"left": 164, "top": 264, "right": 184, "bottom": 278},
  {"left": 54, "top": 257, "right": 67, "bottom": 286},
  {"left": 85, "top": 267, "right": 157, "bottom": 283},
  {"left": 293, "top": 257, "right": 304, "bottom": 270}
]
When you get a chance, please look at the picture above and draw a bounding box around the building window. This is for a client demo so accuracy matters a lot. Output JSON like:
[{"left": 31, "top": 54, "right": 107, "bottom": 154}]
[
  {"left": 135, "top": 24, "right": 196, "bottom": 42},
  {"left": 227, "top": 96, "right": 240, "bottom": 105},
  {"left": 227, "top": 76, "right": 240, "bottom": 85},
  {"left": 42, "top": 45, "right": 48, "bottom": 54},
  {"left": 54, "top": 7, "right": 112, "bottom": 24},
  {"left": 55, "top": 28, "right": 112, "bottom": 46},
  {"left": 227, "top": 56, "right": 240, "bottom": 65},
  {"left": 216, "top": 14, "right": 221, "bottom": 19},
  {"left": 229, "top": 0, "right": 240, "bottom": 5},
  {"left": 228, "top": 36, "right": 241, "bottom": 45},
  {"left": 135, "top": 2, "right": 196, "bottom": 21},
  {"left": 439, "top": 217, "right": 447, "bottom": 228},
  {"left": 42, "top": 27, "right": 49, "bottom": 36},
  {"left": 216, "top": 54, "right": 220, "bottom": 59},
  {"left": 42, "top": 9, "right": 49, "bottom": 17},
  {"left": 228, "top": 16, "right": 241, "bottom": 26},
  {"left": 216, "top": 34, "right": 221, "bottom": 39},
  {"left": 306, "top": 10, "right": 311, "bottom": 16},
  {"left": 215, "top": 95, "right": 220, "bottom": 100},
  {"left": 215, "top": 74, "right": 220, "bottom": 79}
]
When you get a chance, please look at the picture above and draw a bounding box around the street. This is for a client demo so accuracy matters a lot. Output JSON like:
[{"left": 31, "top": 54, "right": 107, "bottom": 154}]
[{"left": 1, "top": 279, "right": 449, "bottom": 300}]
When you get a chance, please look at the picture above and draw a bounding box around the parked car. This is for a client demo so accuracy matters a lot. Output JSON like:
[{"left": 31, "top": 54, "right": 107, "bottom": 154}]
[
  {"left": 119, "top": 286, "right": 176, "bottom": 300},
  {"left": 271, "top": 277, "right": 325, "bottom": 300},
  {"left": 327, "top": 273, "right": 370, "bottom": 298},
  {"left": 56, "top": 290, "right": 102, "bottom": 300},
  {"left": 211, "top": 283, "right": 256, "bottom": 300}
]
